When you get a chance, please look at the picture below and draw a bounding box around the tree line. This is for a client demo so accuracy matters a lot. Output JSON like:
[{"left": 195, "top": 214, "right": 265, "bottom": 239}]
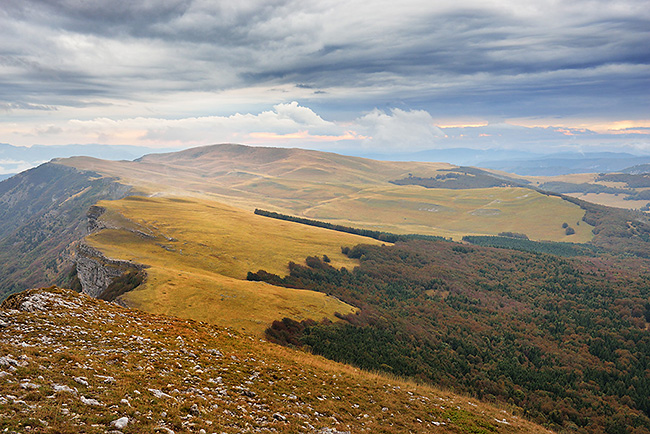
[{"left": 254, "top": 209, "right": 447, "bottom": 243}]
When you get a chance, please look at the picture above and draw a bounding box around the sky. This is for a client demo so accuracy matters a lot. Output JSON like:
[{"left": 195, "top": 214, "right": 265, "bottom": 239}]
[{"left": 1, "top": 0, "right": 649, "bottom": 156}]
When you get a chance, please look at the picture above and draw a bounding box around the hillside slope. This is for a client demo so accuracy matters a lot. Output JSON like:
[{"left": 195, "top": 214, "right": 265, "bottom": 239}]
[
  {"left": 84, "top": 195, "right": 379, "bottom": 335},
  {"left": 0, "top": 163, "right": 131, "bottom": 299},
  {"left": 0, "top": 287, "right": 550, "bottom": 434},
  {"left": 57, "top": 143, "right": 593, "bottom": 242},
  {"left": 257, "top": 239, "right": 650, "bottom": 433}
]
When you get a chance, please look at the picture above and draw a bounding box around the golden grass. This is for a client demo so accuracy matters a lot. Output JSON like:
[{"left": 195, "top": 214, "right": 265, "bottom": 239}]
[
  {"left": 61, "top": 147, "right": 594, "bottom": 243},
  {"left": 87, "top": 196, "right": 383, "bottom": 335},
  {"left": 303, "top": 185, "right": 593, "bottom": 242},
  {"left": 564, "top": 192, "right": 650, "bottom": 212}
]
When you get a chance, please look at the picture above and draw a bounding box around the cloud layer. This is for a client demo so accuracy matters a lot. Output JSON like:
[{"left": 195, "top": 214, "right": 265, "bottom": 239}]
[
  {"left": 2, "top": 102, "right": 647, "bottom": 156},
  {"left": 0, "top": 0, "right": 648, "bottom": 152}
]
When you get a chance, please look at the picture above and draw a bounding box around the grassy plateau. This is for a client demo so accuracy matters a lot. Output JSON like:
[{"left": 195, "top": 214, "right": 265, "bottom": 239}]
[{"left": 87, "top": 195, "right": 381, "bottom": 335}]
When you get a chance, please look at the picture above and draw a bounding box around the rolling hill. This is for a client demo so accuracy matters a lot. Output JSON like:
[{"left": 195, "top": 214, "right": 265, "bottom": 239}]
[
  {"left": 3, "top": 143, "right": 650, "bottom": 432},
  {"left": 56, "top": 143, "right": 595, "bottom": 243}
]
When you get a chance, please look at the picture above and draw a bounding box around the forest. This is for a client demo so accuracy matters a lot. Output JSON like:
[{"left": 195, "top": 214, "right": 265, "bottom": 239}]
[
  {"left": 537, "top": 181, "right": 629, "bottom": 195},
  {"left": 390, "top": 167, "right": 524, "bottom": 189},
  {"left": 254, "top": 240, "right": 650, "bottom": 434},
  {"left": 462, "top": 235, "right": 599, "bottom": 257}
]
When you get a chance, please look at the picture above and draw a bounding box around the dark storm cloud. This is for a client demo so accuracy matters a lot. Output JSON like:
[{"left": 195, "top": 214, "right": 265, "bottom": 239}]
[
  {"left": 0, "top": 0, "right": 648, "bottom": 122},
  {"left": 7, "top": 0, "right": 193, "bottom": 36}
]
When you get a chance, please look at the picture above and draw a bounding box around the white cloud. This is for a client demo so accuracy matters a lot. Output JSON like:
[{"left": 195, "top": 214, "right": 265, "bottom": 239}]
[
  {"left": 354, "top": 108, "right": 445, "bottom": 151},
  {"left": 7, "top": 103, "right": 450, "bottom": 152},
  {"left": 0, "top": 158, "right": 45, "bottom": 174},
  {"left": 1, "top": 101, "right": 648, "bottom": 155},
  {"left": 0, "top": 102, "right": 344, "bottom": 148}
]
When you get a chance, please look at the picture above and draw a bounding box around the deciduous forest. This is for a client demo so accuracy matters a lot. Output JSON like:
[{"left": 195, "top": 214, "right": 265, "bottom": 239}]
[{"left": 253, "top": 240, "right": 650, "bottom": 433}]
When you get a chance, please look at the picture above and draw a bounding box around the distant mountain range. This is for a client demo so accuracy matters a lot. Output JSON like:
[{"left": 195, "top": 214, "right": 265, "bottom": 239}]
[
  {"left": 353, "top": 147, "right": 650, "bottom": 176},
  {"left": 3, "top": 143, "right": 650, "bottom": 180},
  {"left": 479, "top": 152, "right": 650, "bottom": 176}
]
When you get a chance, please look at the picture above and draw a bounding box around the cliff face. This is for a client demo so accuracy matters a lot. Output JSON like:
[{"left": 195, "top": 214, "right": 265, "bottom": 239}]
[
  {"left": 75, "top": 242, "right": 144, "bottom": 299},
  {"left": 74, "top": 205, "right": 147, "bottom": 301},
  {"left": 0, "top": 162, "right": 131, "bottom": 300}
]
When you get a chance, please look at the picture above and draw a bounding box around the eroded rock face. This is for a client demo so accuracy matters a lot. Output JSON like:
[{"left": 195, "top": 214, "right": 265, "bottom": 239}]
[
  {"left": 0, "top": 163, "right": 132, "bottom": 300},
  {"left": 86, "top": 205, "right": 109, "bottom": 233},
  {"left": 75, "top": 243, "right": 143, "bottom": 299}
]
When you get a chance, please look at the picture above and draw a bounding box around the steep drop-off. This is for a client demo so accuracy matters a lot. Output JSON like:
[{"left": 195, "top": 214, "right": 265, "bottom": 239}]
[{"left": 0, "top": 163, "right": 131, "bottom": 300}]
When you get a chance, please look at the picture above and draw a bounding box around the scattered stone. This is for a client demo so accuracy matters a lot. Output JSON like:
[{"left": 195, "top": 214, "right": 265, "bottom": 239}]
[
  {"left": 73, "top": 376, "right": 89, "bottom": 386},
  {"left": 20, "top": 381, "right": 40, "bottom": 389},
  {"left": 53, "top": 384, "right": 77, "bottom": 394},
  {"left": 97, "top": 375, "right": 115, "bottom": 383},
  {"left": 149, "top": 388, "right": 174, "bottom": 399},
  {"left": 0, "top": 355, "right": 19, "bottom": 368},
  {"left": 19, "top": 292, "right": 80, "bottom": 312},
  {"left": 206, "top": 349, "right": 222, "bottom": 357},
  {"left": 111, "top": 416, "right": 129, "bottom": 429},
  {"left": 80, "top": 395, "right": 102, "bottom": 406},
  {"left": 273, "top": 412, "right": 287, "bottom": 421},
  {"left": 189, "top": 403, "right": 200, "bottom": 416}
]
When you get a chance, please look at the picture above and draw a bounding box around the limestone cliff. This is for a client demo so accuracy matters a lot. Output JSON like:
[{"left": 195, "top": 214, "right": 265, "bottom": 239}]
[{"left": 75, "top": 242, "right": 145, "bottom": 299}]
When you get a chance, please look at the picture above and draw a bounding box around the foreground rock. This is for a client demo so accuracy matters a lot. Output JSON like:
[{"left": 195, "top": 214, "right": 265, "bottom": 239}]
[{"left": 0, "top": 287, "right": 551, "bottom": 433}]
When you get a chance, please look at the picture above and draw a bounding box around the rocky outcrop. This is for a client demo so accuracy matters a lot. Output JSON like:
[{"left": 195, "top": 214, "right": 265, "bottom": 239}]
[
  {"left": 75, "top": 204, "right": 149, "bottom": 301},
  {"left": 0, "top": 163, "right": 132, "bottom": 300},
  {"left": 75, "top": 243, "right": 145, "bottom": 299},
  {"left": 86, "top": 205, "right": 109, "bottom": 233}
]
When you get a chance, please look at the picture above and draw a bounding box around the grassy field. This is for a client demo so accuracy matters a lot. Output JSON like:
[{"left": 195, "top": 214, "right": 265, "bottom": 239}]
[
  {"left": 60, "top": 145, "right": 594, "bottom": 242},
  {"left": 564, "top": 192, "right": 650, "bottom": 211},
  {"left": 526, "top": 172, "right": 650, "bottom": 212},
  {"left": 303, "top": 185, "right": 593, "bottom": 242},
  {"left": 87, "top": 196, "right": 383, "bottom": 335}
]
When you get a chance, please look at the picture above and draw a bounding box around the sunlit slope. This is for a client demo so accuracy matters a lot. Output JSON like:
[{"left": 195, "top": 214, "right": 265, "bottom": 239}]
[
  {"left": 59, "top": 143, "right": 593, "bottom": 242},
  {"left": 523, "top": 172, "right": 650, "bottom": 212},
  {"left": 303, "top": 185, "right": 593, "bottom": 242},
  {"left": 87, "top": 196, "right": 381, "bottom": 334},
  {"left": 57, "top": 144, "right": 454, "bottom": 212}
]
